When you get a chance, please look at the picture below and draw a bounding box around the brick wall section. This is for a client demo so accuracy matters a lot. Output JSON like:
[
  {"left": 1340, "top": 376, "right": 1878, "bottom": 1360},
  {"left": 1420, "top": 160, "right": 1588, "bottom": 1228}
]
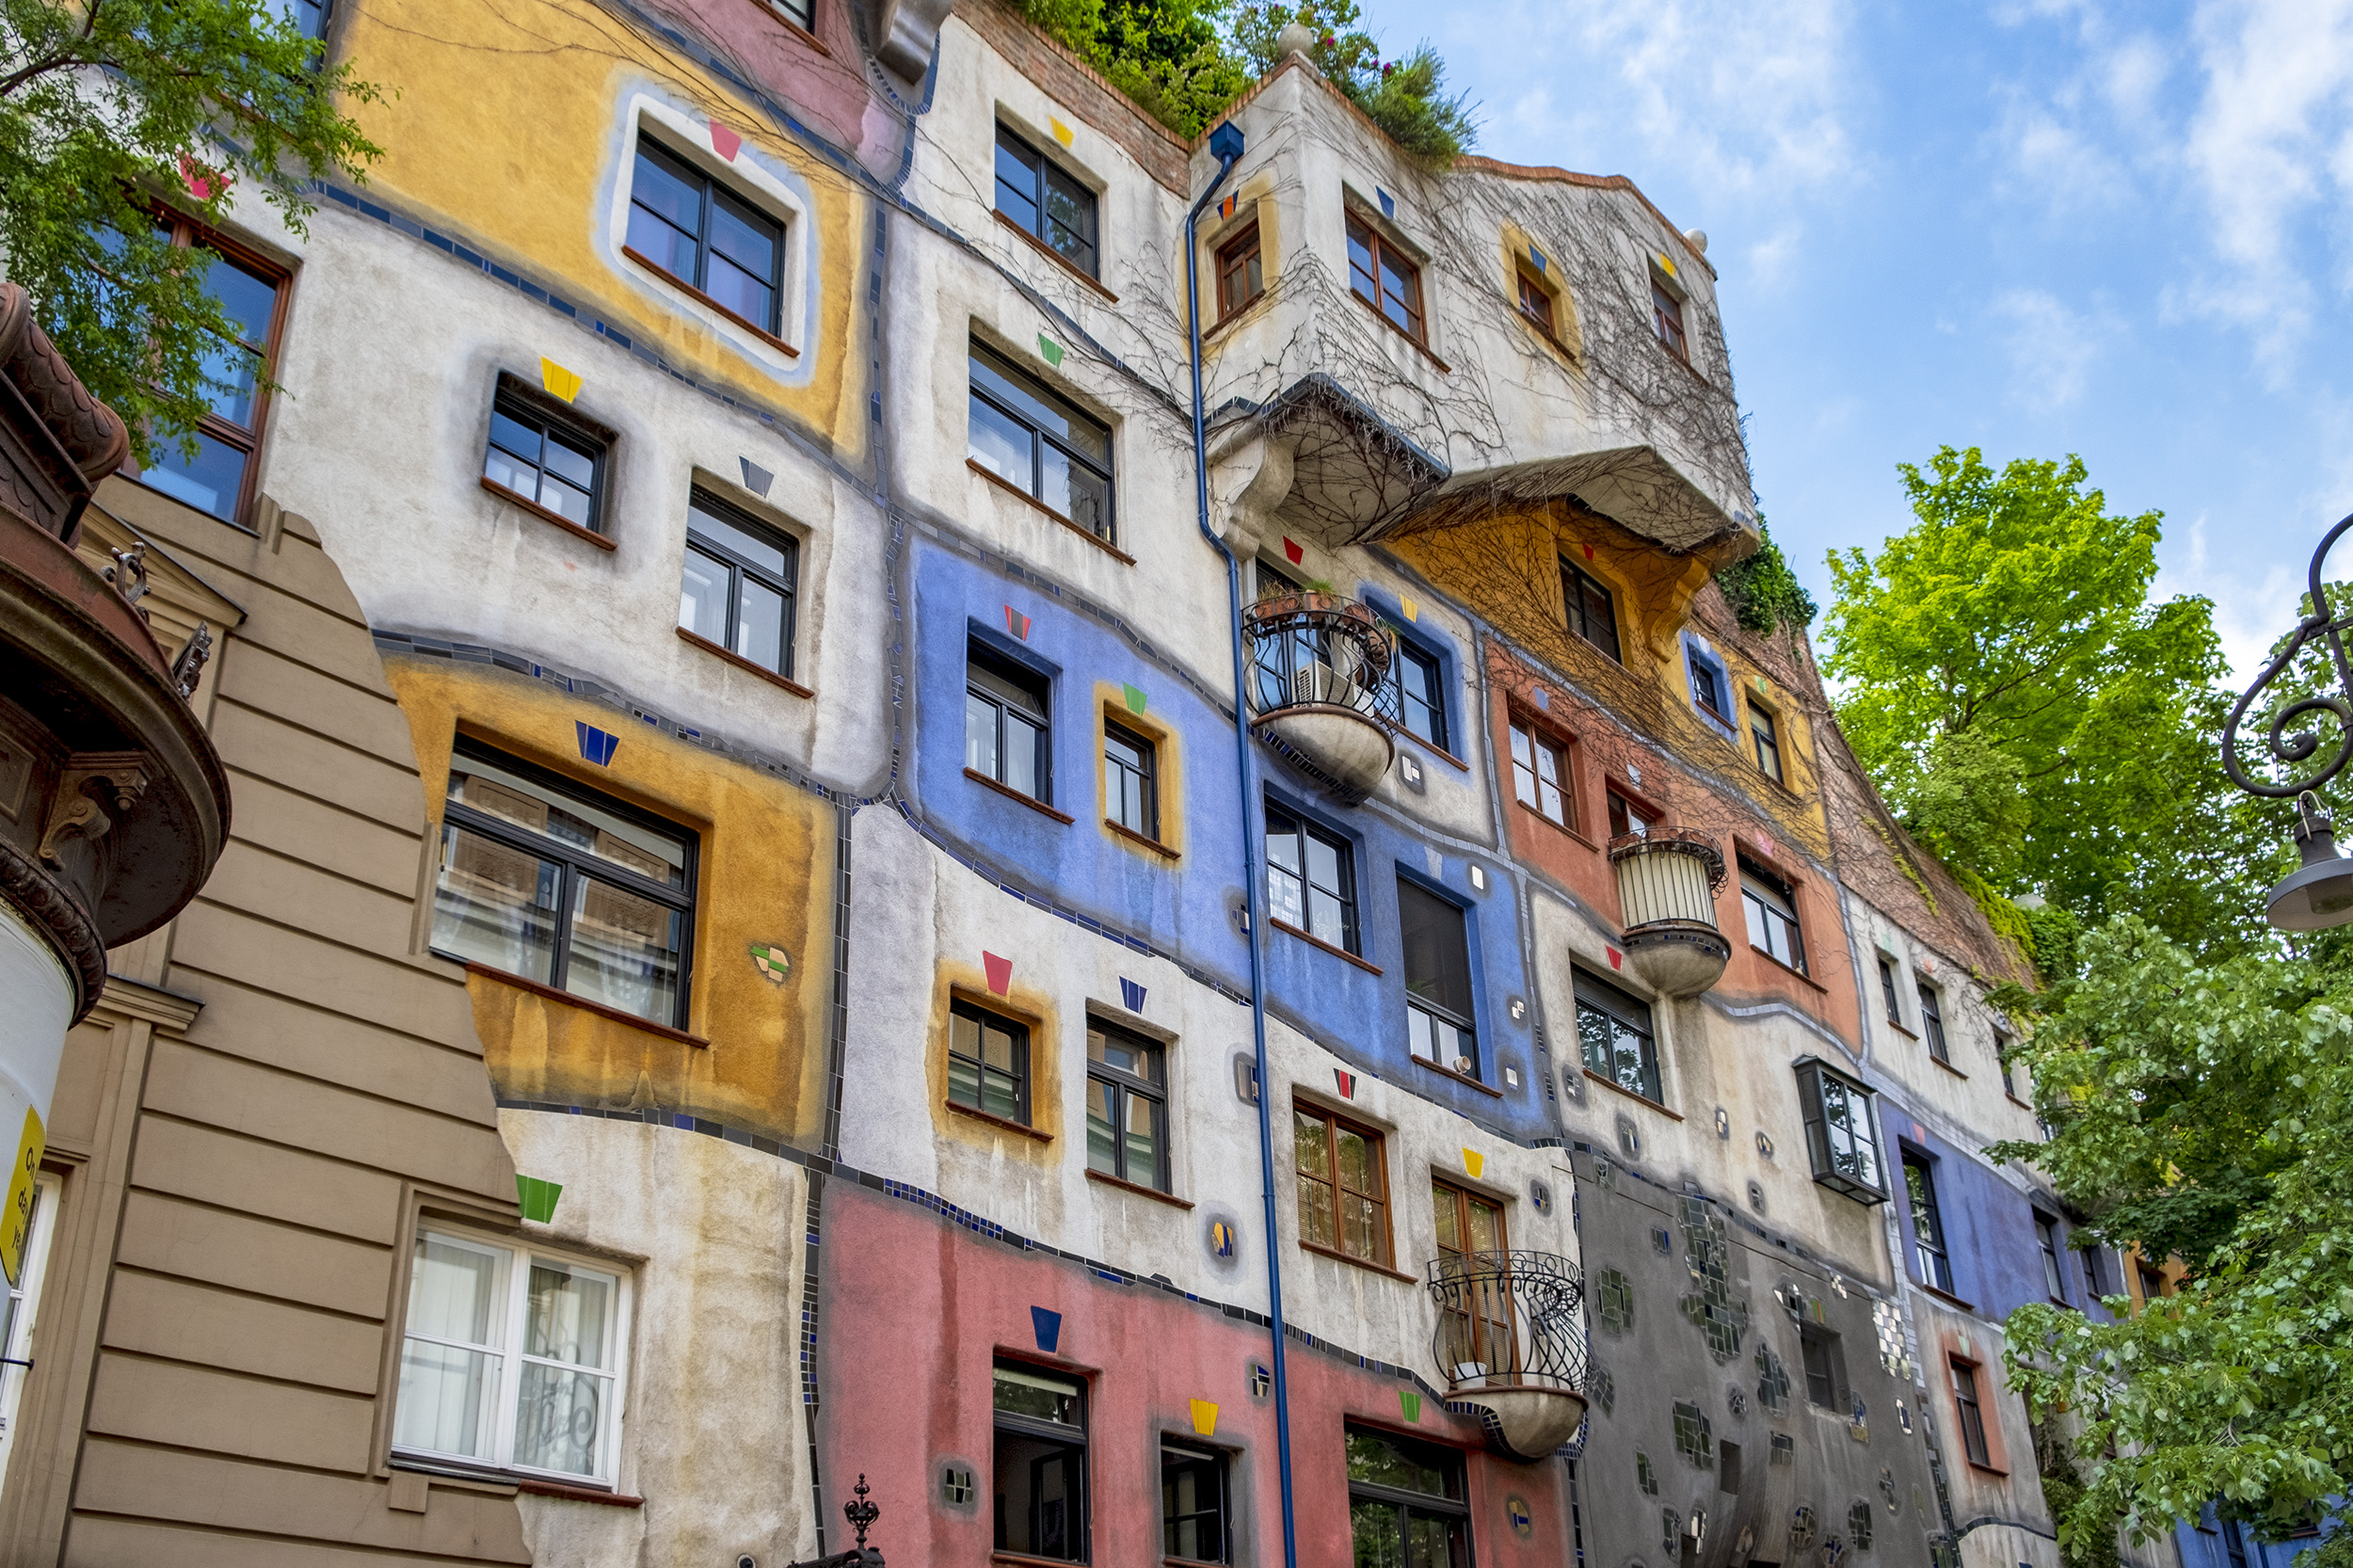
[{"left": 953, "top": 0, "right": 1189, "bottom": 193}]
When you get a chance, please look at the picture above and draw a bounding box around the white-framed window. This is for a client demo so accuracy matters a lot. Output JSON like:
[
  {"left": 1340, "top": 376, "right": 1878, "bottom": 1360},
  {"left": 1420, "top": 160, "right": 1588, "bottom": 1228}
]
[
  {"left": 0, "top": 1175, "right": 60, "bottom": 1489},
  {"left": 392, "top": 1227, "right": 632, "bottom": 1487}
]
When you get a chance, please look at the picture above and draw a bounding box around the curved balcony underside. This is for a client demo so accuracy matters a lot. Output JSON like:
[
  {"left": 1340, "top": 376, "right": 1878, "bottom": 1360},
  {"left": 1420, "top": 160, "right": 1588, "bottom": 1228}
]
[
  {"left": 1610, "top": 826, "right": 1730, "bottom": 997},
  {"left": 1427, "top": 1249, "right": 1591, "bottom": 1462},
  {"left": 1245, "top": 591, "right": 1397, "bottom": 803}
]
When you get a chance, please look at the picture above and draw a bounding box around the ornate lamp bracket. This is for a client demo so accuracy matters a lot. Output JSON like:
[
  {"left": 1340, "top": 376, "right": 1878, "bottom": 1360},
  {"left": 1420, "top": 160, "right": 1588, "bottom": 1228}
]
[{"left": 2223, "top": 511, "right": 2353, "bottom": 799}]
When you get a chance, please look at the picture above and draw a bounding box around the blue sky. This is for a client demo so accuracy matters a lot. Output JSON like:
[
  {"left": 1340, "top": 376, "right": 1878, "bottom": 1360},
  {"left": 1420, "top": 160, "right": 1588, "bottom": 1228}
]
[{"left": 1355, "top": 0, "right": 2353, "bottom": 679}]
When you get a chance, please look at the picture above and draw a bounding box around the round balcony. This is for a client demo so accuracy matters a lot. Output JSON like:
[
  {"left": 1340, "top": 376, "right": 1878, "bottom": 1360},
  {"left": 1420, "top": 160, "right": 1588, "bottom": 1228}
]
[
  {"left": 1609, "top": 825, "right": 1730, "bottom": 997},
  {"left": 1426, "top": 1249, "right": 1590, "bottom": 1462},
  {"left": 1242, "top": 590, "right": 1397, "bottom": 805}
]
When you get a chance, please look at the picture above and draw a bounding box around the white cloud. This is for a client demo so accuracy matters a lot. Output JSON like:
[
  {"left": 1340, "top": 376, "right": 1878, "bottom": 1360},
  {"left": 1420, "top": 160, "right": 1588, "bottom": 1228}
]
[{"left": 1990, "top": 288, "right": 2116, "bottom": 411}]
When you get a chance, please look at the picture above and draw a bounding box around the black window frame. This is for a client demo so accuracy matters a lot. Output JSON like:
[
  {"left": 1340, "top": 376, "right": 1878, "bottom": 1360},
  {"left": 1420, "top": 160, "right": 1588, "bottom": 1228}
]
[
  {"left": 966, "top": 640, "right": 1054, "bottom": 804},
  {"left": 968, "top": 341, "right": 1116, "bottom": 544},
  {"left": 430, "top": 740, "right": 699, "bottom": 1031},
  {"left": 1264, "top": 800, "right": 1359, "bottom": 954},
  {"left": 1102, "top": 718, "right": 1159, "bottom": 840},
  {"left": 1161, "top": 1439, "right": 1230, "bottom": 1564},
  {"left": 625, "top": 135, "right": 787, "bottom": 335},
  {"left": 763, "top": 0, "right": 815, "bottom": 31},
  {"left": 1084, "top": 1015, "right": 1168, "bottom": 1192},
  {"left": 1216, "top": 221, "right": 1263, "bottom": 320},
  {"left": 1795, "top": 1058, "right": 1887, "bottom": 1203},
  {"left": 1560, "top": 559, "right": 1623, "bottom": 663},
  {"left": 1878, "top": 956, "right": 1903, "bottom": 1028},
  {"left": 1741, "top": 859, "right": 1807, "bottom": 974},
  {"left": 1752, "top": 702, "right": 1784, "bottom": 782},
  {"left": 1344, "top": 1425, "right": 1471, "bottom": 1565},
  {"left": 1606, "top": 790, "right": 1652, "bottom": 840},
  {"left": 1576, "top": 968, "right": 1662, "bottom": 1104},
  {"left": 992, "top": 1359, "right": 1089, "bottom": 1561},
  {"left": 679, "top": 488, "right": 801, "bottom": 679},
  {"left": 2035, "top": 1212, "right": 2070, "bottom": 1304},
  {"left": 994, "top": 121, "right": 1100, "bottom": 278},
  {"left": 1687, "top": 646, "right": 1729, "bottom": 722},
  {"left": 1345, "top": 211, "right": 1427, "bottom": 343},
  {"left": 1510, "top": 716, "right": 1572, "bottom": 828},
  {"left": 1918, "top": 980, "right": 1949, "bottom": 1064},
  {"left": 949, "top": 995, "right": 1032, "bottom": 1126},
  {"left": 482, "top": 375, "right": 612, "bottom": 534},
  {"left": 1388, "top": 631, "right": 1449, "bottom": 753},
  {"left": 1399, "top": 877, "right": 1480, "bottom": 1080},
  {"left": 1949, "top": 1358, "right": 1993, "bottom": 1467},
  {"left": 1904, "top": 1153, "right": 1954, "bottom": 1293}
]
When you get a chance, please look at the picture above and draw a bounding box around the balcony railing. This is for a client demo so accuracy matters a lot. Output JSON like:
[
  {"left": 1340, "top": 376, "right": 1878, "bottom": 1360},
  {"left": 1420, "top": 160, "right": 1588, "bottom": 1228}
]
[
  {"left": 1242, "top": 590, "right": 1399, "bottom": 802},
  {"left": 1425, "top": 1249, "right": 1588, "bottom": 1396},
  {"left": 1608, "top": 824, "right": 1731, "bottom": 996}
]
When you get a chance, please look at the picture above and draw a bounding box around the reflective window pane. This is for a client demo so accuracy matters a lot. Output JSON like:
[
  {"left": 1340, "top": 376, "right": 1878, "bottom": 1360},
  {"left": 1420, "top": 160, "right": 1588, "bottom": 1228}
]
[
  {"left": 967, "top": 692, "right": 1000, "bottom": 777},
  {"left": 513, "top": 1362, "right": 610, "bottom": 1476},
  {"left": 432, "top": 824, "right": 559, "bottom": 984},
  {"left": 734, "top": 577, "right": 788, "bottom": 671},
  {"left": 137, "top": 427, "right": 247, "bottom": 520},
  {"left": 564, "top": 875, "right": 682, "bottom": 1024},
  {"left": 680, "top": 548, "right": 730, "bottom": 644}
]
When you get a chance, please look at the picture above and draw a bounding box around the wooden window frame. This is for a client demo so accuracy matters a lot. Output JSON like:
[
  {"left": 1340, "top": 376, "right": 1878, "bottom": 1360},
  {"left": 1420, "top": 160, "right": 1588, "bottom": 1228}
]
[
  {"left": 1265, "top": 800, "right": 1359, "bottom": 955},
  {"left": 1346, "top": 210, "right": 1427, "bottom": 344},
  {"left": 1215, "top": 220, "right": 1263, "bottom": 320},
  {"left": 1605, "top": 789, "right": 1655, "bottom": 841},
  {"left": 1432, "top": 1176, "right": 1514, "bottom": 1379},
  {"left": 1741, "top": 857, "right": 1807, "bottom": 974},
  {"left": 625, "top": 136, "right": 787, "bottom": 336},
  {"left": 1878, "top": 956, "right": 1904, "bottom": 1028},
  {"left": 994, "top": 121, "right": 1101, "bottom": 280},
  {"left": 1904, "top": 1153, "right": 1955, "bottom": 1294},
  {"left": 968, "top": 340, "right": 1116, "bottom": 545},
  {"left": 1948, "top": 1357, "right": 1993, "bottom": 1467},
  {"left": 1560, "top": 559, "right": 1623, "bottom": 663},
  {"left": 680, "top": 488, "right": 800, "bottom": 680},
  {"left": 1399, "top": 876, "right": 1480, "bottom": 1080},
  {"left": 1084, "top": 1015, "right": 1167, "bottom": 1192},
  {"left": 1652, "top": 276, "right": 1689, "bottom": 362},
  {"left": 1799, "top": 1323, "right": 1846, "bottom": 1410},
  {"left": 1508, "top": 715, "right": 1573, "bottom": 829},
  {"left": 1515, "top": 266, "right": 1557, "bottom": 337},
  {"left": 1103, "top": 717, "right": 1158, "bottom": 841},
  {"left": 1687, "top": 646, "right": 1732, "bottom": 726},
  {"left": 1293, "top": 1101, "right": 1392, "bottom": 1269},
  {"left": 966, "top": 640, "right": 1054, "bottom": 805},
  {"left": 949, "top": 994, "right": 1032, "bottom": 1126},
  {"left": 430, "top": 740, "right": 698, "bottom": 1031}
]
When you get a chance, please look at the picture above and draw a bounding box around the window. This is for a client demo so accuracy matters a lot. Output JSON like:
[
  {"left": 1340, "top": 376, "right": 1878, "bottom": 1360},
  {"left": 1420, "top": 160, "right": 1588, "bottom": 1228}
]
[
  {"left": 1741, "top": 861, "right": 1805, "bottom": 973},
  {"left": 1346, "top": 1427, "right": 1470, "bottom": 1566},
  {"left": 1606, "top": 790, "right": 1652, "bottom": 840},
  {"left": 1294, "top": 1104, "right": 1389, "bottom": 1267},
  {"left": 1576, "top": 968, "right": 1661, "bottom": 1104},
  {"left": 1400, "top": 880, "right": 1478, "bottom": 1078},
  {"left": 2224, "top": 1520, "right": 2252, "bottom": 1568},
  {"left": 1752, "top": 704, "right": 1784, "bottom": 783},
  {"left": 1949, "top": 1360, "right": 1993, "bottom": 1466},
  {"left": 950, "top": 997, "right": 1031, "bottom": 1125},
  {"left": 1346, "top": 211, "right": 1425, "bottom": 342},
  {"left": 764, "top": 0, "right": 815, "bottom": 30},
  {"left": 1516, "top": 267, "right": 1557, "bottom": 336},
  {"left": 626, "top": 136, "right": 784, "bottom": 334},
  {"left": 1086, "top": 1016, "right": 1166, "bottom": 1190},
  {"left": 1265, "top": 802, "right": 1357, "bottom": 952},
  {"left": 1904, "top": 1155, "right": 1954, "bottom": 1293},
  {"left": 1510, "top": 718, "right": 1570, "bottom": 826},
  {"left": 0, "top": 1176, "right": 58, "bottom": 1490},
  {"left": 679, "top": 490, "right": 799, "bottom": 679},
  {"left": 483, "top": 378, "right": 608, "bottom": 532},
  {"left": 123, "top": 221, "right": 285, "bottom": 523},
  {"left": 2137, "top": 1262, "right": 2166, "bottom": 1305},
  {"left": 966, "top": 642, "right": 1052, "bottom": 803},
  {"left": 2035, "top": 1213, "right": 2069, "bottom": 1304},
  {"left": 2084, "top": 1244, "right": 2110, "bottom": 1298},
  {"left": 264, "top": 0, "right": 332, "bottom": 42},
  {"left": 1795, "top": 1059, "right": 1885, "bottom": 1201},
  {"left": 1163, "top": 1441, "right": 1229, "bottom": 1564},
  {"left": 1389, "top": 634, "right": 1448, "bottom": 752},
  {"left": 393, "top": 1229, "right": 630, "bottom": 1484},
  {"left": 1918, "top": 982, "right": 1949, "bottom": 1064},
  {"left": 1799, "top": 1325, "right": 1845, "bottom": 1410},
  {"left": 1652, "top": 278, "right": 1688, "bottom": 360},
  {"left": 968, "top": 342, "right": 1115, "bottom": 542},
  {"left": 1217, "top": 223, "right": 1263, "bottom": 319},
  {"left": 431, "top": 744, "right": 696, "bottom": 1029},
  {"left": 994, "top": 1362, "right": 1087, "bottom": 1560},
  {"left": 1102, "top": 720, "right": 1158, "bottom": 839},
  {"left": 995, "top": 122, "right": 1099, "bottom": 278},
  {"left": 1433, "top": 1179, "right": 1513, "bottom": 1381},
  {"left": 1687, "top": 648, "right": 1728, "bottom": 722},
  {"left": 1997, "top": 1032, "right": 2018, "bottom": 1097},
  {"left": 1878, "top": 957, "right": 1903, "bottom": 1028},
  {"left": 1560, "top": 560, "right": 1623, "bottom": 662}
]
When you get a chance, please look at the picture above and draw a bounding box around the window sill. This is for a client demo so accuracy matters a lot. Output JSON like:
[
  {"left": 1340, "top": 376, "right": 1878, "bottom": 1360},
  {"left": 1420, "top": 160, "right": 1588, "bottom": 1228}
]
[
  {"left": 391, "top": 1455, "right": 641, "bottom": 1505},
  {"left": 1412, "top": 1051, "right": 1503, "bottom": 1098},
  {"left": 1963, "top": 1459, "right": 2010, "bottom": 1480},
  {"left": 964, "top": 766, "right": 1076, "bottom": 824},
  {"left": 1516, "top": 799, "right": 1598, "bottom": 851},
  {"left": 2006, "top": 1093, "right": 2036, "bottom": 1111},
  {"left": 945, "top": 1098, "right": 1052, "bottom": 1143},
  {"left": 1748, "top": 945, "right": 1827, "bottom": 993},
  {"left": 1929, "top": 1055, "right": 1969, "bottom": 1080},
  {"left": 620, "top": 245, "right": 800, "bottom": 358},
  {"left": 1918, "top": 1281, "right": 1977, "bottom": 1312},
  {"left": 1298, "top": 1237, "right": 1417, "bottom": 1285},
  {"left": 1409, "top": 737, "right": 1471, "bottom": 773},
  {"left": 1202, "top": 290, "right": 1272, "bottom": 344},
  {"left": 1269, "top": 917, "right": 1381, "bottom": 976},
  {"left": 1086, "top": 1167, "right": 1194, "bottom": 1208},
  {"left": 1516, "top": 309, "right": 1580, "bottom": 364},
  {"left": 1105, "top": 818, "right": 1178, "bottom": 859},
  {"left": 737, "top": 0, "right": 831, "bottom": 56},
  {"left": 457, "top": 961, "right": 708, "bottom": 1048},
  {"left": 677, "top": 626, "right": 814, "bottom": 697},
  {"left": 992, "top": 208, "right": 1119, "bottom": 303},
  {"left": 1350, "top": 288, "right": 1451, "bottom": 373},
  {"left": 479, "top": 477, "right": 616, "bottom": 552},
  {"left": 518, "top": 1477, "right": 647, "bottom": 1508},
  {"left": 1582, "top": 1068, "right": 1685, "bottom": 1120},
  {"left": 997, "top": 1554, "right": 1090, "bottom": 1568},
  {"left": 966, "top": 459, "right": 1135, "bottom": 564},
  {"left": 1884, "top": 1020, "right": 1918, "bottom": 1041}
]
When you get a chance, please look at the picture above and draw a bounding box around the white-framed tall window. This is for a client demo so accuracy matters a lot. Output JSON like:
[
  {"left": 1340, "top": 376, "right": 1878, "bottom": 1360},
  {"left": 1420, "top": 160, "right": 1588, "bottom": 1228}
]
[
  {"left": 0, "top": 1176, "right": 59, "bottom": 1489},
  {"left": 392, "top": 1228, "right": 632, "bottom": 1487}
]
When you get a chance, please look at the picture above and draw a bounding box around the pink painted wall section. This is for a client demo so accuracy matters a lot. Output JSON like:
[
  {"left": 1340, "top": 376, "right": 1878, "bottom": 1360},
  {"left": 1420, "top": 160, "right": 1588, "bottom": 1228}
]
[
  {"left": 647, "top": 0, "right": 903, "bottom": 171},
  {"left": 818, "top": 1182, "right": 1576, "bottom": 1564}
]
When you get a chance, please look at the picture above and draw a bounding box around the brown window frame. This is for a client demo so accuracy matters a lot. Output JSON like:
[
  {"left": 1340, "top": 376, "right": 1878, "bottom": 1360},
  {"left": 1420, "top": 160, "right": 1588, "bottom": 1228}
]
[
  {"left": 1216, "top": 220, "right": 1263, "bottom": 320},
  {"left": 1948, "top": 1357, "right": 1993, "bottom": 1467},
  {"left": 1652, "top": 278, "right": 1688, "bottom": 361},
  {"left": 1346, "top": 211, "right": 1426, "bottom": 344},
  {"left": 1432, "top": 1176, "right": 1515, "bottom": 1378},
  {"left": 1560, "top": 558, "right": 1623, "bottom": 663},
  {"left": 1293, "top": 1101, "right": 1392, "bottom": 1269},
  {"left": 1751, "top": 702, "right": 1784, "bottom": 783},
  {"left": 1515, "top": 267, "right": 1557, "bottom": 337},
  {"left": 1605, "top": 788, "right": 1654, "bottom": 841}
]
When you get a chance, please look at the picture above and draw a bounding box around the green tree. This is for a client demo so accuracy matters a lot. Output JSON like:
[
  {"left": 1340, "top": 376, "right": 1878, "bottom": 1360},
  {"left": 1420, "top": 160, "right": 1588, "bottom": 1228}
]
[
  {"left": 1009, "top": 0, "right": 1251, "bottom": 138},
  {"left": 1229, "top": 1, "right": 1476, "bottom": 163},
  {"left": 2, "top": 0, "right": 385, "bottom": 465},
  {"left": 1991, "top": 917, "right": 2353, "bottom": 1568},
  {"left": 1820, "top": 446, "right": 2258, "bottom": 960}
]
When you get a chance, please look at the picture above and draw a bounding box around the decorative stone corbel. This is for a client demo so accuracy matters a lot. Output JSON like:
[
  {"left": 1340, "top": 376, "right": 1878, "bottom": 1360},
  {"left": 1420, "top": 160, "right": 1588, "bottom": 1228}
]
[
  {"left": 37, "top": 751, "right": 152, "bottom": 867},
  {"left": 1209, "top": 433, "right": 1296, "bottom": 562}
]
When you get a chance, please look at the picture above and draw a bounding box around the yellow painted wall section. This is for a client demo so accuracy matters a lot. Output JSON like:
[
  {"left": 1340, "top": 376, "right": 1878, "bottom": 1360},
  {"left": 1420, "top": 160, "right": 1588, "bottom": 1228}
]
[
  {"left": 384, "top": 657, "right": 836, "bottom": 1144},
  {"left": 335, "top": 0, "right": 867, "bottom": 456}
]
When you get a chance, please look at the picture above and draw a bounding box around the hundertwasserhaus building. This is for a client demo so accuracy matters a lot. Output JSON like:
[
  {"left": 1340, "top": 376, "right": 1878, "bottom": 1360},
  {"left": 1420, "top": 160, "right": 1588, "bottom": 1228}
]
[{"left": 0, "top": 2, "right": 2172, "bottom": 1565}]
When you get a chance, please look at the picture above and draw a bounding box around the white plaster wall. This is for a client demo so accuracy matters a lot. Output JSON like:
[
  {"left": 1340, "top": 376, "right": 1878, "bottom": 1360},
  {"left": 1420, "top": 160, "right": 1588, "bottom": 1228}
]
[{"left": 499, "top": 1112, "right": 819, "bottom": 1568}]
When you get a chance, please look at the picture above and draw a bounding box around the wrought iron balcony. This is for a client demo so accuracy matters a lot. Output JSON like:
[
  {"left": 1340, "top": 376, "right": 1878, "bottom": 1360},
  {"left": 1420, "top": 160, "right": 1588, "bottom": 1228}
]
[
  {"left": 1243, "top": 589, "right": 1398, "bottom": 803},
  {"left": 1426, "top": 1249, "right": 1590, "bottom": 1461},
  {"left": 1609, "top": 824, "right": 1730, "bottom": 996}
]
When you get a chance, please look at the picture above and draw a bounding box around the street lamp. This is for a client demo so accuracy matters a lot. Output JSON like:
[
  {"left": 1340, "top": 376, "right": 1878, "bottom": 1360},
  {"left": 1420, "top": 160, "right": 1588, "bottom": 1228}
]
[{"left": 2222, "top": 512, "right": 2353, "bottom": 930}]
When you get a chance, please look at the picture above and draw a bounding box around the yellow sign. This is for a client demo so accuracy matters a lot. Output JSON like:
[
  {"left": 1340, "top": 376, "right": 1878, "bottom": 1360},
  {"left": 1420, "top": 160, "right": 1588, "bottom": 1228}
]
[{"left": 0, "top": 1109, "right": 44, "bottom": 1288}]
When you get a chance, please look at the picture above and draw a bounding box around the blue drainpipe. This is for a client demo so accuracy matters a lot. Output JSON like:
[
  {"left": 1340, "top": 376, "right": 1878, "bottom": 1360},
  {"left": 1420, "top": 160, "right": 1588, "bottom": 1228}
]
[{"left": 1187, "top": 120, "right": 1299, "bottom": 1568}]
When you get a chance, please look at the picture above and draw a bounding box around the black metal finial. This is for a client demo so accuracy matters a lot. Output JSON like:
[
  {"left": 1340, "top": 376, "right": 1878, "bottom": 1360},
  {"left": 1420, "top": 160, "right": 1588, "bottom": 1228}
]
[{"left": 843, "top": 1474, "right": 879, "bottom": 1549}]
